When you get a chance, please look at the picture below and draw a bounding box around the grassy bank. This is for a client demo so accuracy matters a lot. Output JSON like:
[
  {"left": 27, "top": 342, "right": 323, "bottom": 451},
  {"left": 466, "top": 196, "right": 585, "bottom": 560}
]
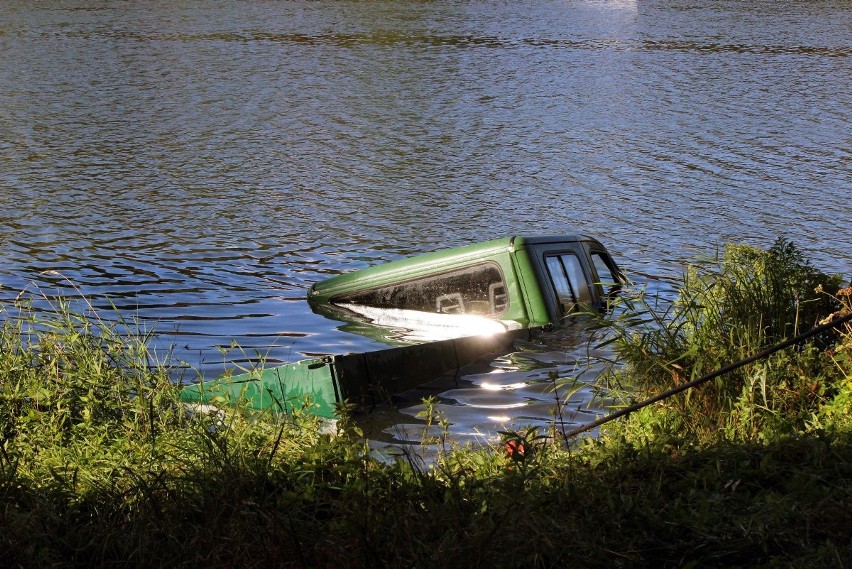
[{"left": 1, "top": 241, "right": 850, "bottom": 568}]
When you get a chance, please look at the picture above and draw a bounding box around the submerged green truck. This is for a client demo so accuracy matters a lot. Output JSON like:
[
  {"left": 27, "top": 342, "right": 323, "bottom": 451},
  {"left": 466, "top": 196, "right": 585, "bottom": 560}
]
[{"left": 180, "top": 235, "right": 623, "bottom": 418}]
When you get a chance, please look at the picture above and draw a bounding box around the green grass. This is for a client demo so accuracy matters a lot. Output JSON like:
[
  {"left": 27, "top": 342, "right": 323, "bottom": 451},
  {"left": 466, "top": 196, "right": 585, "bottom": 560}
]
[{"left": 0, "top": 241, "right": 850, "bottom": 568}]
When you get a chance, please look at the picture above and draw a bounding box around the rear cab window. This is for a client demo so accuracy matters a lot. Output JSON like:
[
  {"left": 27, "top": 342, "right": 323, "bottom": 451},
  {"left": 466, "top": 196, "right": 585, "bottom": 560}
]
[{"left": 333, "top": 262, "right": 509, "bottom": 317}]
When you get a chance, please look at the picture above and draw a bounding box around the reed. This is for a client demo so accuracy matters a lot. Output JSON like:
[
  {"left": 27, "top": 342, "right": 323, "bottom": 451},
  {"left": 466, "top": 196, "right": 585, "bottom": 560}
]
[{"left": 590, "top": 238, "right": 847, "bottom": 444}]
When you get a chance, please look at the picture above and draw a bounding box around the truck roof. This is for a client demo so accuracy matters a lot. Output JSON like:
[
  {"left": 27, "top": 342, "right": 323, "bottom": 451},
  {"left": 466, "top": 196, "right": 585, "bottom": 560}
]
[{"left": 309, "top": 234, "right": 598, "bottom": 301}]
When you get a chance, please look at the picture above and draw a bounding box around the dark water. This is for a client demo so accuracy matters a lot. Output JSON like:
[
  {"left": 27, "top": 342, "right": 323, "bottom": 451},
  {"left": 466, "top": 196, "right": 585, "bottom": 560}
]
[{"left": 1, "top": 0, "right": 849, "bottom": 447}]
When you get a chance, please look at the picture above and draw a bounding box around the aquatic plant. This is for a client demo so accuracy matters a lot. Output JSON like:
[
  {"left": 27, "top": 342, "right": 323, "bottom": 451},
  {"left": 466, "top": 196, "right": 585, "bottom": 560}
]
[{"left": 591, "top": 238, "right": 848, "bottom": 444}]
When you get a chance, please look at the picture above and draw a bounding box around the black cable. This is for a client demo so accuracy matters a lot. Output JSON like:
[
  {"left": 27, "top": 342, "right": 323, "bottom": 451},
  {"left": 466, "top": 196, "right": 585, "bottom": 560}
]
[{"left": 564, "top": 311, "right": 852, "bottom": 439}]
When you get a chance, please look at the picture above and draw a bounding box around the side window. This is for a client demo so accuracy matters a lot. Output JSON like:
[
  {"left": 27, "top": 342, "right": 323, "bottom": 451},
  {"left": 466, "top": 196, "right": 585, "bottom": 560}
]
[
  {"left": 546, "top": 256, "right": 576, "bottom": 310},
  {"left": 590, "top": 252, "right": 621, "bottom": 296},
  {"left": 563, "top": 254, "right": 592, "bottom": 306},
  {"left": 545, "top": 253, "right": 591, "bottom": 314},
  {"left": 334, "top": 262, "right": 509, "bottom": 316}
]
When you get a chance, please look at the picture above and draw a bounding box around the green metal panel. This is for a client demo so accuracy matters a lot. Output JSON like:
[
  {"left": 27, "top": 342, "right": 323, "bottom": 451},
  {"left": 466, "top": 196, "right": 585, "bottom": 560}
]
[
  {"left": 179, "top": 358, "right": 341, "bottom": 418},
  {"left": 508, "top": 244, "right": 552, "bottom": 327}
]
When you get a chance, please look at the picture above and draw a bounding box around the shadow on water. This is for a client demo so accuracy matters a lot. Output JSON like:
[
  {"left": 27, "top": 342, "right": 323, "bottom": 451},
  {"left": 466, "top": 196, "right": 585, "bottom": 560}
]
[{"left": 354, "top": 321, "right": 617, "bottom": 457}]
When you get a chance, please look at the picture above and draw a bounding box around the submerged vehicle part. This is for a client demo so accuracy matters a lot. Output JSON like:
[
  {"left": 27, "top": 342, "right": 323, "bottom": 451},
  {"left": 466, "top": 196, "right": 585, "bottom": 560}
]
[
  {"left": 180, "top": 330, "right": 529, "bottom": 418},
  {"left": 180, "top": 235, "right": 623, "bottom": 417}
]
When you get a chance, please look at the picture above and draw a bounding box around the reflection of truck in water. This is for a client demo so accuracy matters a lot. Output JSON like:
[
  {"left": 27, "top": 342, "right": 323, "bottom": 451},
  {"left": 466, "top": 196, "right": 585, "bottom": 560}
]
[{"left": 180, "top": 235, "right": 624, "bottom": 418}]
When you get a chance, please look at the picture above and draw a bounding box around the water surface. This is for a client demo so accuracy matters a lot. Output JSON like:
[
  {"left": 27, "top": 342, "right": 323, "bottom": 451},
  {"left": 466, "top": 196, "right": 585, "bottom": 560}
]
[{"left": 1, "top": 0, "right": 849, "bottom": 446}]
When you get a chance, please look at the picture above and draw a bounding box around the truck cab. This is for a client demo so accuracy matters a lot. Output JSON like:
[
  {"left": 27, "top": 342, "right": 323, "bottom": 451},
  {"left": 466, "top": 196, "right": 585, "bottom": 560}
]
[{"left": 308, "top": 235, "right": 623, "bottom": 336}]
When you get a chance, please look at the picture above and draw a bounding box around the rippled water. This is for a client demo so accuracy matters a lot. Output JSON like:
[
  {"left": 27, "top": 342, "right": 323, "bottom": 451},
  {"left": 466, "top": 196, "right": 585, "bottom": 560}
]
[{"left": 1, "top": 0, "right": 849, "bottom": 446}]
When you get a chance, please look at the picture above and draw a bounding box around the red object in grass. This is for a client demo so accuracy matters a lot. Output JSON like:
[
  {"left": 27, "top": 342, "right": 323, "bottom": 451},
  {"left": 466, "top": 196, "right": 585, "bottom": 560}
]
[{"left": 505, "top": 439, "right": 526, "bottom": 460}]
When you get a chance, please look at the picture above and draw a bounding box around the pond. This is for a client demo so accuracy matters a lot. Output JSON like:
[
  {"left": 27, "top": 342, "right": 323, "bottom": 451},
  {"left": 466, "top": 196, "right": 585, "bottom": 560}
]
[{"left": 1, "top": 0, "right": 849, "bottom": 449}]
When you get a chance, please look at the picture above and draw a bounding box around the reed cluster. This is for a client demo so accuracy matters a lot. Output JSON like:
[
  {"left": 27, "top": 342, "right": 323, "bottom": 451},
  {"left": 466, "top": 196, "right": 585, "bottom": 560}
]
[
  {"left": 0, "top": 240, "right": 849, "bottom": 568},
  {"left": 591, "top": 238, "right": 849, "bottom": 445}
]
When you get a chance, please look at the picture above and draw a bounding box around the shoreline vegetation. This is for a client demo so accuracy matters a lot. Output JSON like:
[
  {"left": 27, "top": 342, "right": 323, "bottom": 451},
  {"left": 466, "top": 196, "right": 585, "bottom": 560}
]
[{"left": 1, "top": 240, "right": 850, "bottom": 567}]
